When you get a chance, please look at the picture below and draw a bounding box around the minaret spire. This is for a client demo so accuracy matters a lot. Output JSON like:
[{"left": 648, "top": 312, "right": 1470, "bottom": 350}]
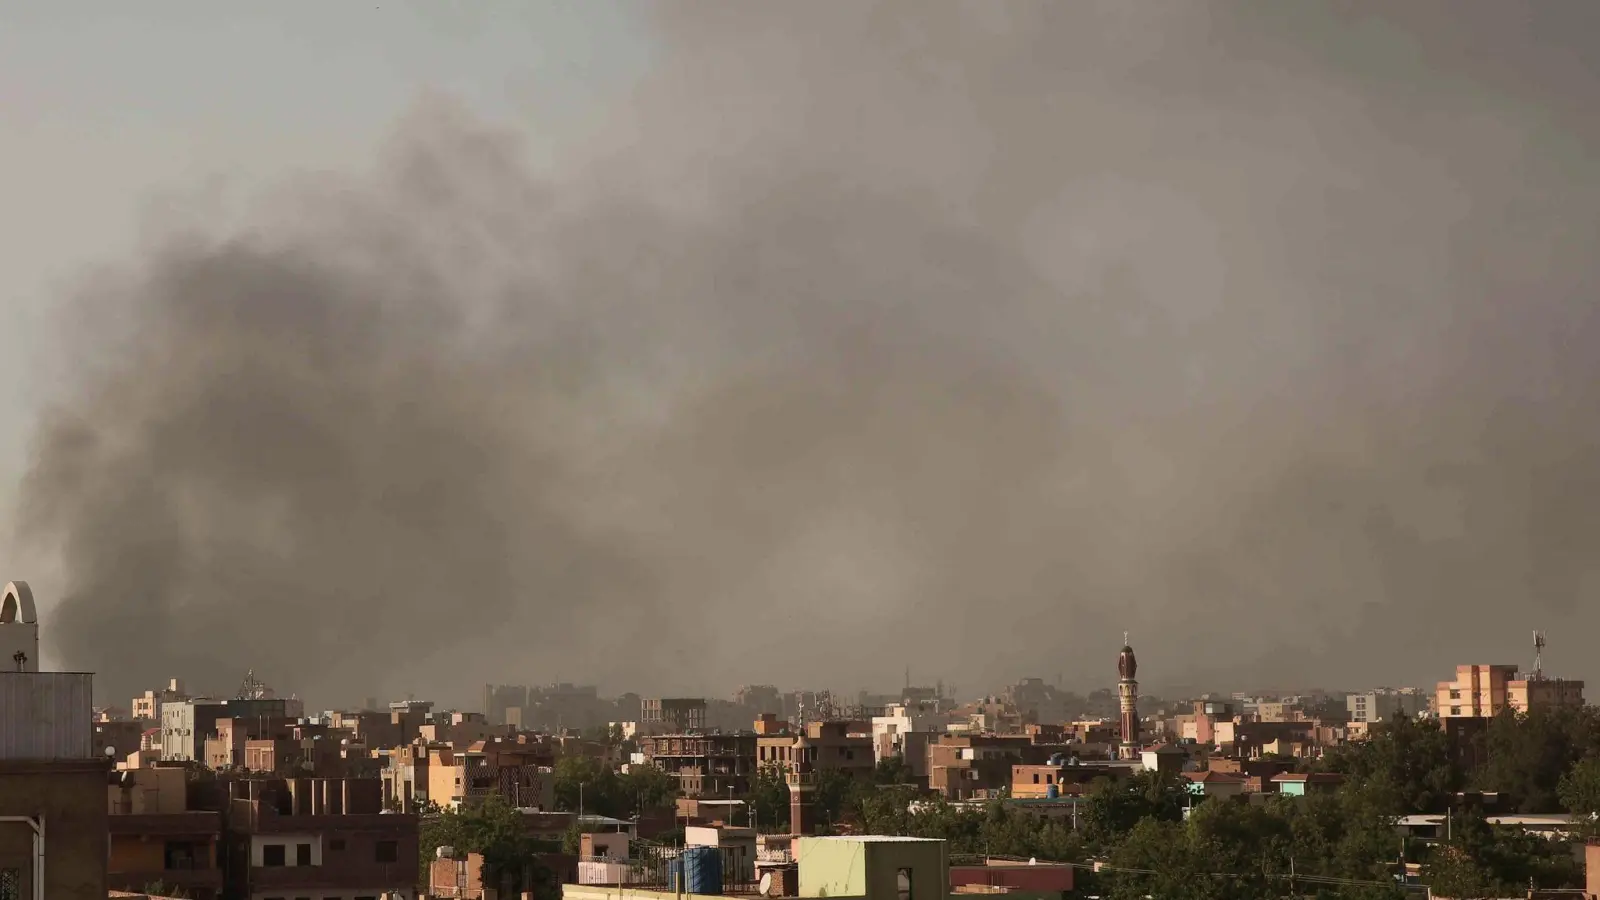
[{"left": 1117, "top": 636, "right": 1140, "bottom": 760}]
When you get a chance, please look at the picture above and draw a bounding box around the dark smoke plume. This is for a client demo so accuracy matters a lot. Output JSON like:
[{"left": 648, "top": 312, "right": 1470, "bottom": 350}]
[{"left": 20, "top": 1, "right": 1600, "bottom": 706}]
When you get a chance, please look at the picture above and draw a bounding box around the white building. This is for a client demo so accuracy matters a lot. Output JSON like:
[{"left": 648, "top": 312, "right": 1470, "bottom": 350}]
[
  {"left": 1347, "top": 689, "right": 1428, "bottom": 724},
  {"left": 871, "top": 702, "right": 945, "bottom": 764}
]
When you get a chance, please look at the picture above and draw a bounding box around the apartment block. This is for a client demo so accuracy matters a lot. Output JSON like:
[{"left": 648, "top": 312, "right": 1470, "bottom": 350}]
[
  {"left": 639, "top": 733, "right": 757, "bottom": 797},
  {"left": 132, "top": 678, "right": 190, "bottom": 723},
  {"left": 423, "top": 740, "right": 553, "bottom": 811},
  {"left": 1435, "top": 664, "right": 1586, "bottom": 719}
]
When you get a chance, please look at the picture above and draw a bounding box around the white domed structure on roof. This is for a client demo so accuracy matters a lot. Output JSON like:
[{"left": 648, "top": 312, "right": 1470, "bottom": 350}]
[{"left": 0, "top": 581, "right": 39, "bottom": 673}]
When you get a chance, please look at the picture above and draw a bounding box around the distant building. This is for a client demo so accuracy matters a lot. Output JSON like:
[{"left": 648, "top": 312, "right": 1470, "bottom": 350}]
[
  {"left": 639, "top": 733, "right": 756, "bottom": 797},
  {"left": 1435, "top": 664, "right": 1585, "bottom": 719},
  {"left": 734, "top": 684, "right": 783, "bottom": 715},
  {"left": 1004, "top": 677, "right": 1072, "bottom": 725},
  {"left": 757, "top": 721, "right": 874, "bottom": 781},
  {"left": 642, "top": 697, "right": 708, "bottom": 734},
  {"left": 163, "top": 696, "right": 289, "bottom": 762},
  {"left": 483, "top": 683, "right": 529, "bottom": 727},
  {"left": 131, "top": 679, "right": 190, "bottom": 723},
  {"left": 1346, "top": 689, "right": 1428, "bottom": 723},
  {"left": 871, "top": 702, "right": 943, "bottom": 773}
]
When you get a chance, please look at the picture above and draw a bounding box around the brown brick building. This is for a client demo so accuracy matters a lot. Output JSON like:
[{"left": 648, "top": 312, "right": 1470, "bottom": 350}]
[
  {"left": 107, "top": 766, "right": 224, "bottom": 899},
  {"left": 639, "top": 733, "right": 757, "bottom": 796},
  {"left": 223, "top": 777, "right": 418, "bottom": 899}
]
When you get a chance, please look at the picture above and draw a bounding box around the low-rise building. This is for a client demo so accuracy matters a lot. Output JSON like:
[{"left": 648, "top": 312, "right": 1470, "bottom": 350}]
[
  {"left": 223, "top": 777, "right": 417, "bottom": 899},
  {"left": 928, "top": 735, "right": 1058, "bottom": 800},
  {"left": 108, "top": 767, "right": 223, "bottom": 900},
  {"left": 1183, "top": 770, "right": 1247, "bottom": 799}
]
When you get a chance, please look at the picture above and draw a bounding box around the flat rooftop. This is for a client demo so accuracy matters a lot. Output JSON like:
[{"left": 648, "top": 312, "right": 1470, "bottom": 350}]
[{"left": 805, "top": 835, "right": 943, "bottom": 843}]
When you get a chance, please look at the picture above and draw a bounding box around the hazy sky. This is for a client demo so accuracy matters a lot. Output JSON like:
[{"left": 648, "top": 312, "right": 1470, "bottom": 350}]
[
  {"left": 7, "top": 2, "right": 1600, "bottom": 709},
  {"left": 0, "top": 0, "right": 642, "bottom": 476}
]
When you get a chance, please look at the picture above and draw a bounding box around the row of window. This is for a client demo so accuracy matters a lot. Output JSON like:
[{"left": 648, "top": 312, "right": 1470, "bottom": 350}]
[{"left": 259, "top": 840, "right": 398, "bottom": 866}]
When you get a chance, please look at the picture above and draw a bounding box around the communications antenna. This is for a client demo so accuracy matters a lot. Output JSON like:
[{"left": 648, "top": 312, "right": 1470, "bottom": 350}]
[{"left": 1533, "top": 631, "right": 1547, "bottom": 681}]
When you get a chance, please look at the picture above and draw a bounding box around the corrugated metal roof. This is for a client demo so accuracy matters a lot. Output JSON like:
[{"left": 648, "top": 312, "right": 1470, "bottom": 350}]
[{"left": 0, "top": 671, "right": 94, "bottom": 760}]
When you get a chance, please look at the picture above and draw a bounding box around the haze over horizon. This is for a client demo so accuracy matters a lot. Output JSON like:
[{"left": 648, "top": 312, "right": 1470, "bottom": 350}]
[{"left": 7, "top": 2, "right": 1600, "bottom": 709}]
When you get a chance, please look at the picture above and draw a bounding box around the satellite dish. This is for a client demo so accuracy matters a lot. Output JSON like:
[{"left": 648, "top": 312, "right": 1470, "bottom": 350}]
[{"left": 759, "top": 873, "right": 774, "bottom": 897}]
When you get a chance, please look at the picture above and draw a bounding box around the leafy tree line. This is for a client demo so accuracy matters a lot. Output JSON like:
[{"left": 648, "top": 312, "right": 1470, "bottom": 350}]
[
  {"left": 847, "top": 708, "right": 1600, "bottom": 899},
  {"left": 550, "top": 756, "right": 680, "bottom": 818},
  {"left": 1316, "top": 706, "right": 1600, "bottom": 821}
]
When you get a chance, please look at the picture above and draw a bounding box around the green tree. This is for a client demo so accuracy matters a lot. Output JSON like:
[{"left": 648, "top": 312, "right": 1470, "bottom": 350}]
[
  {"left": 620, "top": 763, "right": 680, "bottom": 814},
  {"left": 813, "top": 767, "right": 858, "bottom": 832},
  {"left": 1557, "top": 754, "right": 1600, "bottom": 836},
  {"left": 1475, "top": 706, "right": 1598, "bottom": 813},
  {"left": 1081, "top": 771, "right": 1188, "bottom": 846},
  {"left": 744, "top": 764, "right": 791, "bottom": 831},
  {"left": 874, "top": 755, "right": 915, "bottom": 785},
  {"left": 553, "top": 756, "right": 626, "bottom": 817},
  {"left": 420, "top": 795, "right": 559, "bottom": 899},
  {"left": 1319, "top": 715, "right": 1462, "bottom": 814}
]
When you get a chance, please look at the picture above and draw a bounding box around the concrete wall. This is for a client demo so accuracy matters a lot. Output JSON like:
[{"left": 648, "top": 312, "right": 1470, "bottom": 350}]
[
  {"left": 798, "top": 836, "right": 945, "bottom": 900},
  {"left": 0, "top": 760, "right": 110, "bottom": 900}
]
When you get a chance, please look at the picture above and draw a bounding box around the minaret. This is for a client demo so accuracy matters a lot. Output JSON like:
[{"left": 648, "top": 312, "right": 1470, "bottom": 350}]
[
  {"left": 787, "top": 730, "right": 816, "bottom": 834},
  {"left": 1117, "top": 634, "right": 1139, "bottom": 760}
]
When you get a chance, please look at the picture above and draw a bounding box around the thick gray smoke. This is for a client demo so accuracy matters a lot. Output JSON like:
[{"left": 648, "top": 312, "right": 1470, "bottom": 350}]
[{"left": 20, "top": 1, "right": 1600, "bottom": 706}]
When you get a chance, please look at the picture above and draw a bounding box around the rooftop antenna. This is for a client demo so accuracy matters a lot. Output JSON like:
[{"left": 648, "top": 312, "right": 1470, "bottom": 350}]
[{"left": 1533, "top": 631, "right": 1547, "bottom": 681}]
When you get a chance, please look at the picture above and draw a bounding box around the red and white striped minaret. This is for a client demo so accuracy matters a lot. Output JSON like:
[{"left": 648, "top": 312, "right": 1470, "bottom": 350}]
[{"left": 1117, "top": 634, "right": 1139, "bottom": 760}]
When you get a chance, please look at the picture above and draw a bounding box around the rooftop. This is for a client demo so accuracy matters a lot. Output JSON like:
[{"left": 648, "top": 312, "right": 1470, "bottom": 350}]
[{"left": 805, "top": 835, "right": 942, "bottom": 843}]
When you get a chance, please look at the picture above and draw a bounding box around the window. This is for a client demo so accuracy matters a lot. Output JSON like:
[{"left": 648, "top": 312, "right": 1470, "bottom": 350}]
[
  {"left": 295, "top": 843, "right": 312, "bottom": 866},
  {"left": 1031, "top": 774, "right": 1039, "bottom": 784},
  {"left": 1449, "top": 690, "right": 1461, "bottom": 700},
  {"left": 0, "top": 868, "right": 17, "bottom": 900},
  {"left": 845, "top": 749, "right": 854, "bottom": 760},
  {"left": 262, "top": 844, "right": 286, "bottom": 867},
  {"left": 897, "top": 868, "right": 913, "bottom": 900},
  {"left": 1449, "top": 706, "right": 1460, "bottom": 716},
  {"left": 329, "top": 838, "right": 346, "bottom": 851},
  {"left": 375, "top": 840, "right": 399, "bottom": 863}
]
